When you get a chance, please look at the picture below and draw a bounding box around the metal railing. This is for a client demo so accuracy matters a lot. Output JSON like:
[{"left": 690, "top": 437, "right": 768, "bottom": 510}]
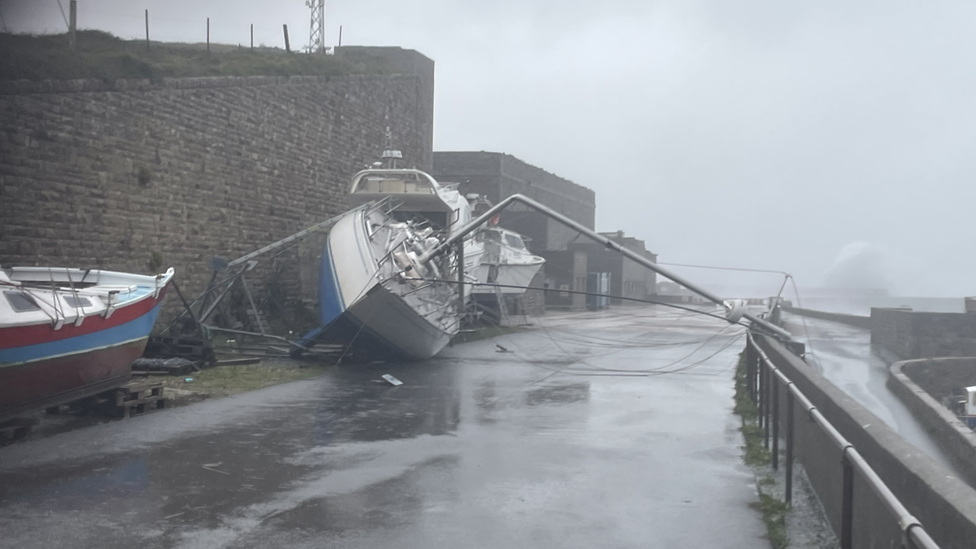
[{"left": 745, "top": 333, "right": 939, "bottom": 549}]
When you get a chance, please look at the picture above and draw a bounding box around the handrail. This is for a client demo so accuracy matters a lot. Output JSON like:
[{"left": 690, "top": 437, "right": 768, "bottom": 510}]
[{"left": 746, "top": 333, "right": 940, "bottom": 549}]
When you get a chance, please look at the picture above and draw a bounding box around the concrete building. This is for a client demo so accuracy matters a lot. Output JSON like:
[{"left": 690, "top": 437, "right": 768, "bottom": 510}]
[
  {"left": 433, "top": 152, "right": 596, "bottom": 313},
  {"left": 570, "top": 231, "right": 657, "bottom": 305},
  {"left": 431, "top": 152, "right": 596, "bottom": 252}
]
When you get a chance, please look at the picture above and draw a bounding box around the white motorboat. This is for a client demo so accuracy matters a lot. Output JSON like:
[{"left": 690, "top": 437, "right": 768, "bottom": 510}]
[{"left": 472, "top": 226, "right": 545, "bottom": 295}]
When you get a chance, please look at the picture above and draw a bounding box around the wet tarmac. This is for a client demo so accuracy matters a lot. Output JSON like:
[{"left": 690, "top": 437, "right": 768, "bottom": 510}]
[
  {"left": 784, "top": 315, "right": 961, "bottom": 476},
  {"left": 0, "top": 307, "right": 768, "bottom": 548}
]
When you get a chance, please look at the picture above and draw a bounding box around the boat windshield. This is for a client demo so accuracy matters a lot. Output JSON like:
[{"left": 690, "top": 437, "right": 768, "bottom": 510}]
[
  {"left": 354, "top": 173, "right": 435, "bottom": 194},
  {"left": 504, "top": 234, "right": 525, "bottom": 249}
]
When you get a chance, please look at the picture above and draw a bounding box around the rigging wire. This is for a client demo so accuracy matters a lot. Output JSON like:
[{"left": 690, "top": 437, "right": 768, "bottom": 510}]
[{"left": 55, "top": 0, "right": 69, "bottom": 29}]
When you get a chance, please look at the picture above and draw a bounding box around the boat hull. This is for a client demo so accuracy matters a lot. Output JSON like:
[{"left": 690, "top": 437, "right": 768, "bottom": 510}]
[
  {"left": 297, "top": 208, "right": 457, "bottom": 361},
  {"left": 473, "top": 261, "right": 544, "bottom": 295},
  {"left": 0, "top": 278, "right": 169, "bottom": 421},
  {"left": 0, "top": 339, "right": 146, "bottom": 421}
]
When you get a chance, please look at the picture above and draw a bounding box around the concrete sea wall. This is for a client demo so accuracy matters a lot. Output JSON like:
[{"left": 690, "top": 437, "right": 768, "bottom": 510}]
[
  {"left": 780, "top": 305, "right": 872, "bottom": 329},
  {"left": 871, "top": 308, "right": 976, "bottom": 360},
  {"left": 888, "top": 358, "right": 976, "bottom": 488},
  {"left": 0, "top": 64, "right": 433, "bottom": 324},
  {"left": 758, "top": 335, "right": 976, "bottom": 549}
]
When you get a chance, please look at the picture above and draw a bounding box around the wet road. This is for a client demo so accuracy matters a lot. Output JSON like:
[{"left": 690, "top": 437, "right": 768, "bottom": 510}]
[
  {"left": 0, "top": 307, "right": 767, "bottom": 548},
  {"left": 784, "top": 315, "right": 961, "bottom": 476}
]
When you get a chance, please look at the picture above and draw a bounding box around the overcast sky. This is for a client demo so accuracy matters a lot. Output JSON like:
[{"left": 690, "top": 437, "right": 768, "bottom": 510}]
[{"left": 4, "top": 0, "right": 976, "bottom": 297}]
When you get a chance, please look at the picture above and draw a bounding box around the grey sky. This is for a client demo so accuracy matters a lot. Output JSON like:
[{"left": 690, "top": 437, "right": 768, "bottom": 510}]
[{"left": 4, "top": 0, "right": 975, "bottom": 296}]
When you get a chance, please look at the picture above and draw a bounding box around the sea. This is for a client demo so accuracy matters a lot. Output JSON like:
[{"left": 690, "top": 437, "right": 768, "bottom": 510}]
[{"left": 796, "top": 296, "right": 965, "bottom": 316}]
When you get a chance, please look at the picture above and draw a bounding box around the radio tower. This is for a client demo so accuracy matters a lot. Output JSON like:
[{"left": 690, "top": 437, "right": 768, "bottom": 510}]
[{"left": 307, "top": 0, "right": 325, "bottom": 53}]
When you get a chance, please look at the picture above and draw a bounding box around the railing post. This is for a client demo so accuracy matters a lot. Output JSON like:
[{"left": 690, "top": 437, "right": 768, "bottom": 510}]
[
  {"left": 746, "top": 335, "right": 759, "bottom": 404},
  {"left": 772, "top": 374, "right": 780, "bottom": 470},
  {"left": 785, "top": 389, "right": 794, "bottom": 504},
  {"left": 758, "top": 354, "right": 765, "bottom": 430},
  {"left": 763, "top": 361, "right": 770, "bottom": 450},
  {"left": 841, "top": 451, "right": 855, "bottom": 549}
]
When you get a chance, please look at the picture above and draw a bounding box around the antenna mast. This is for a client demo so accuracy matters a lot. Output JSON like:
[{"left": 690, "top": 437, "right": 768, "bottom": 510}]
[{"left": 307, "top": 0, "right": 325, "bottom": 53}]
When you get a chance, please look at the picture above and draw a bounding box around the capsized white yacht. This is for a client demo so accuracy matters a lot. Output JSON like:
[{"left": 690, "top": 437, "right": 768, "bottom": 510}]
[{"left": 293, "top": 152, "right": 482, "bottom": 360}]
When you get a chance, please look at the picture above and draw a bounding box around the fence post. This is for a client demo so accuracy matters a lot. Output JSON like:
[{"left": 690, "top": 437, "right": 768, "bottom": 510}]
[
  {"left": 841, "top": 451, "right": 854, "bottom": 549},
  {"left": 785, "top": 389, "right": 794, "bottom": 504},
  {"left": 746, "top": 337, "right": 756, "bottom": 403},
  {"left": 68, "top": 0, "right": 77, "bottom": 50},
  {"left": 763, "top": 361, "right": 770, "bottom": 450},
  {"left": 207, "top": 18, "right": 211, "bottom": 53},
  {"left": 758, "top": 352, "right": 765, "bottom": 430},
  {"left": 772, "top": 374, "right": 780, "bottom": 470},
  {"left": 250, "top": 24, "right": 254, "bottom": 49},
  {"left": 283, "top": 24, "right": 291, "bottom": 52},
  {"left": 145, "top": 10, "right": 150, "bottom": 51}
]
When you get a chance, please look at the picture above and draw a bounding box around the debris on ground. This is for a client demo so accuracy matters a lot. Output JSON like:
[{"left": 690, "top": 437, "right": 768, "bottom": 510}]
[{"left": 381, "top": 374, "right": 403, "bottom": 386}]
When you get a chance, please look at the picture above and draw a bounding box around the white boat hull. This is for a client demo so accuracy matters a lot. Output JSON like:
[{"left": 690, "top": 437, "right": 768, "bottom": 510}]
[
  {"left": 295, "top": 207, "right": 459, "bottom": 361},
  {"left": 473, "top": 261, "right": 544, "bottom": 295}
]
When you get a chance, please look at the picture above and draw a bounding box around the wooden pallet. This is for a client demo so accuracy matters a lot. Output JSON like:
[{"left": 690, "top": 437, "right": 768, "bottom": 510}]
[
  {"left": 114, "top": 381, "right": 166, "bottom": 418},
  {"left": 0, "top": 417, "right": 38, "bottom": 446}
]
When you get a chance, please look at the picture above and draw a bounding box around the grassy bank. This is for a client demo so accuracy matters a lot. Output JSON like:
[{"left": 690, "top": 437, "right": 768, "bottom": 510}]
[
  {"left": 735, "top": 350, "right": 790, "bottom": 548},
  {"left": 0, "top": 30, "right": 397, "bottom": 81},
  {"left": 160, "top": 358, "right": 328, "bottom": 402}
]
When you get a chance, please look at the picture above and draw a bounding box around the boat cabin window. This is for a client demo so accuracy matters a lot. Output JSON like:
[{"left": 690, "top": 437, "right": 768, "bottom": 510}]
[
  {"left": 64, "top": 296, "right": 92, "bottom": 308},
  {"left": 505, "top": 234, "right": 525, "bottom": 249},
  {"left": 4, "top": 291, "right": 41, "bottom": 312},
  {"left": 357, "top": 174, "right": 434, "bottom": 194}
]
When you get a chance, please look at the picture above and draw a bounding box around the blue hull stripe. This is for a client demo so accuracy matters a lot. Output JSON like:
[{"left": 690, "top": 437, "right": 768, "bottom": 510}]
[{"left": 0, "top": 302, "right": 163, "bottom": 366}]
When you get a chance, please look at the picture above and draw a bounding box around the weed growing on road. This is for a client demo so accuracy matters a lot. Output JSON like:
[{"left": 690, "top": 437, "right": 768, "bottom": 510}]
[{"left": 754, "top": 491, "right": 790, "bottom": 549}]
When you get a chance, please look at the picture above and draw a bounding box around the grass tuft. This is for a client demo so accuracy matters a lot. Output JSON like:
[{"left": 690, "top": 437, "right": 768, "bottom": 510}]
[{"left": 735, "top": 350, "right": 791, "bottom": 548}]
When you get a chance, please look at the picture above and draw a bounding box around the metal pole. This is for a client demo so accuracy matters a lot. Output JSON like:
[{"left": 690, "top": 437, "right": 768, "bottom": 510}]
[
  {"left": 841, "top": 452, "right": 855, "bottom": 549},
  {"left": 207, "top": 18, "right": 210, "bottom": 53},
  {"left": 250, "top": 24, "right": 254, "bottom": 49},
  {"left": 419, "top": 194, "right": 792, "bottom": 340},
  {"left": 68, "top": 0, "right": 77, "bottom": 50},
  {"left": 456, "top": 241, "right": 465, "bottom": 318},
  {"left": 785, "top": 389, "right": 795, "bottom": 504},
  {"left": 145, "top": 10, "right": 150, "bottom": 51},
  {"left": 746, "top": 335, "right": 758, "bottom": 404},
  {"left": 239, "top": 276, "right": 267, "bottom": 336},
  {"left": 338, "top": 25, "right": 343, "bottom": 47},
  {"left": 759, "top": 357, "right": 766, "bottom": 432},
  {"left": 283, "top": 24, "right": 291, "bottom": 52},
  {"left": 763, "top": 360, "right": 770, "bottom": 450},
  {"left": 772, "top": 376, "right": 780, "bottom": 470}
]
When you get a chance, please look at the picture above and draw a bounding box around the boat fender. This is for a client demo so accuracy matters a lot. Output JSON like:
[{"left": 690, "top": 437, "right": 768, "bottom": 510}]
[{"left": 724, "top": 300, "right": 747, "bottom": 324}]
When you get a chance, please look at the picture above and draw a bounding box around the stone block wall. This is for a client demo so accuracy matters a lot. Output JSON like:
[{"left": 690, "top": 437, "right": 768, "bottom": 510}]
[{"left": 0, "top": 66, "right": 434, "bottom": 325}]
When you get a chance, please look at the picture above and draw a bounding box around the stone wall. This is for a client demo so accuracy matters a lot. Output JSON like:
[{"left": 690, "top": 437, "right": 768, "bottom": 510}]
[
  {"left": 871, "top": 308, "right": 976, "bottom": 360},
  {"left": 0, "top": 63, "right": 434, "bottom": 326}
]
